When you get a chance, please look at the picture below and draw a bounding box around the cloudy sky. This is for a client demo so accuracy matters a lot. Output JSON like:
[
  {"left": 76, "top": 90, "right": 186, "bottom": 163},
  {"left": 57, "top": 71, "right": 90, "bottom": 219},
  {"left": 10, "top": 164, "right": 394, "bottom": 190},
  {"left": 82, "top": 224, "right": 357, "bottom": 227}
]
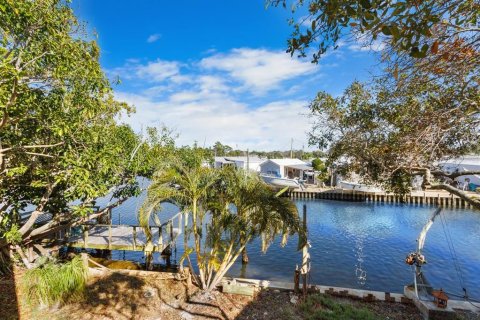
[{"left": 75, "top": 1, "right": 382, "bottom": 151}]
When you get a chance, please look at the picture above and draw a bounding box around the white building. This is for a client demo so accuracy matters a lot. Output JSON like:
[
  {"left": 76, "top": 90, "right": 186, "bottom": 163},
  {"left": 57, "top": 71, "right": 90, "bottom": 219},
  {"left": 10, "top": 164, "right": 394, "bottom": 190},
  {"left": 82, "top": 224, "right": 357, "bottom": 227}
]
[
  {"left": 214, "top": 156, "right": 265, "bottom": 172},
  {"left": 259, "top": 158, "right": 316, "bottom": 184}
]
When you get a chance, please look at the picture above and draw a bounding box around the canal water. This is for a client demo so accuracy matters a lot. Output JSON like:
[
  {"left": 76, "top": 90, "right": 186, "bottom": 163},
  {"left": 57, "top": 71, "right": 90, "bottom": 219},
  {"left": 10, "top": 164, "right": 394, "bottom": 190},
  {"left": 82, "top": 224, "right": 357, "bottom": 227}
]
[{"left": 99, "top": 184, "right": 480, "bottom": 298}]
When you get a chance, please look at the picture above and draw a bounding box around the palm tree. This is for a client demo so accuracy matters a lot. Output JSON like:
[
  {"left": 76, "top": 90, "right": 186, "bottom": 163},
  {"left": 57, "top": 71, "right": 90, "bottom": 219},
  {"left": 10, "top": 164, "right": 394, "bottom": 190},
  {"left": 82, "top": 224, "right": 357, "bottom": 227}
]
[
  {"left": 220, "top": 167, "right": 298, "bottom": 264},
  {"left": 140, "top": 149, "right": 301, "bottom": 291},
  {"left": 139, "top": 148, "right": 217, "bottom": 280}
]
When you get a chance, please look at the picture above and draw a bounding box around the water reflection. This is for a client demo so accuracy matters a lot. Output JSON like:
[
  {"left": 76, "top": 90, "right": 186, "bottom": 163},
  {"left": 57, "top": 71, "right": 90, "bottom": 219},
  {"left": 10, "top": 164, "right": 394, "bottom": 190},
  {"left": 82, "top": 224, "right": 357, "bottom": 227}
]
[{"left": 354, "top": 238, "right": 366, "bottom": 285}]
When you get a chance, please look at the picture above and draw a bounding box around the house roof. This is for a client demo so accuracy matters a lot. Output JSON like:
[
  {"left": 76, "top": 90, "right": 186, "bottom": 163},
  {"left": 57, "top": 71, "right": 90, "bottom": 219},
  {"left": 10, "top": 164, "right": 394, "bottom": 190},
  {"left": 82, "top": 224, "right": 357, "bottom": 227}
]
[
  {"left": 214, "top": 157, "right": 234, "bottom": 164},
  {"left": 285, "top": 164, "right": 314, "bottom": 171},
  {"left": 264, "top": 158, "right": 307, "bottom": 166},
  {"left": 224, "top": 156, "right": 265, "bottom": 163},
  {"left": 438, "top": 155, "right": 480, "bottom": 167}
]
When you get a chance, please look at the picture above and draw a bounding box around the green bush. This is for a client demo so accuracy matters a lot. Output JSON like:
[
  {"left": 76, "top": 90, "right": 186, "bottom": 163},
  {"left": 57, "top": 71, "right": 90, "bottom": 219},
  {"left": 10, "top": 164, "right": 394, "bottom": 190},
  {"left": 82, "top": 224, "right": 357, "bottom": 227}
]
[
  {"left": 22, "top": 256, "right": 87, "bottom": 307},
  {"left": 4, "top": 225, "right": 22, "bottom": 245},
  {"left": 299, "top": 294, "right": 378, "bottom": 320}
]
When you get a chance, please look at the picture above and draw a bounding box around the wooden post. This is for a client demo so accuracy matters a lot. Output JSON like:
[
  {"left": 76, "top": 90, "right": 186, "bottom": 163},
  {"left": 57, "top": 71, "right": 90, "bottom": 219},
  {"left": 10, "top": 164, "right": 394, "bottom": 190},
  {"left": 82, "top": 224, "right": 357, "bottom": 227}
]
[
  {"left": 302, "top": 204, "right": 308, "bottom": 298},
  {"left": 83, "top": 225, "right": 89, "bottom": 248},
  {"left": 178, "top": 212, "right": 182, "bottom": 237},
  {"left": 108, "top": 224, "right": 112, "bottom": 250},
  {"left": 159, "top": 226, "right": 163, "bottom": 250},
  {"left": 294, "top": 269, "right": 300, "bottom": 293},
  {"left": 133, "top": 226, "right": 137, "bottom": 251},
  {"left": 145, "top": 251, "right": 153, "bottom": 270}
]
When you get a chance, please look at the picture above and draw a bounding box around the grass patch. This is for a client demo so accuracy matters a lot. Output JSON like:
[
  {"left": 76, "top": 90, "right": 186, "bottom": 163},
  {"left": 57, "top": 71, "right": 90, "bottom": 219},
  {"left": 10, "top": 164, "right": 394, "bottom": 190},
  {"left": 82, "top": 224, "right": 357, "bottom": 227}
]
[
  {"left": 298, "top": 294, "right": 378, "bottom": 320},
  {"left": 22, "top": 256, "right": 87, "bottom": 307}
]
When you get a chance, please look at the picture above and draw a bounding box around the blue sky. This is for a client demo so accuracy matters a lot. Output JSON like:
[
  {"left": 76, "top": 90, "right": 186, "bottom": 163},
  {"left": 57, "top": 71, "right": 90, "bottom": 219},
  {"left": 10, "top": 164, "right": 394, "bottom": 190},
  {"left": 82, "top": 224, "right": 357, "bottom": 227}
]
[{"left": 74, "top": 1, "right": 383, "bottom": 150}]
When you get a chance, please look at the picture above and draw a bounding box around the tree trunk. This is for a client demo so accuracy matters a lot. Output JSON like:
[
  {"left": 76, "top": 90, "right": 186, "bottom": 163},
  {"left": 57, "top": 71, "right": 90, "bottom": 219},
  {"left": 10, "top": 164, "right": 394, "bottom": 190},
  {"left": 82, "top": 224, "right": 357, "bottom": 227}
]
[
  {"left": 208, "top": 248, "right": 244, "bottom": 291},
  {"left": 14, "top": 245, "right": 32, "bottom": 269},
  {"left": 241, "top": 247, "right": 249, "bottom": 264},
  {"left": 431, "top": 183, "right": 480, "bottom": 210},
  {"left": 0, "top": 247, "right": 13, "bottom": 275},
  {"left": 405, "top": 167, "right": 480, "bottom": 210}
]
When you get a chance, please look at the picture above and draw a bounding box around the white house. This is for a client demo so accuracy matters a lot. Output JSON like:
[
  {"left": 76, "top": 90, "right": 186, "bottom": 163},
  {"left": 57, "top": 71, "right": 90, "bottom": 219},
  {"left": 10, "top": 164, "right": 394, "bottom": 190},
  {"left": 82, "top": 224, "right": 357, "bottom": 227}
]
[
  {"left": 259, "top": 158, "right": 316, "bottom": 183},
  {"left": 214, "top": 156, "right": 265, "bottom": 172}
]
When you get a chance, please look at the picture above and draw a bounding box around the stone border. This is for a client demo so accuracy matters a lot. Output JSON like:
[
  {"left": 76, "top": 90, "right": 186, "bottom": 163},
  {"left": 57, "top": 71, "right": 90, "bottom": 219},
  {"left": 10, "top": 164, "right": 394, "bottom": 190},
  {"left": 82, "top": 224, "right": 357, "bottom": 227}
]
[{"left": 222, "top": 277, "right": 411, "bottom": 304}]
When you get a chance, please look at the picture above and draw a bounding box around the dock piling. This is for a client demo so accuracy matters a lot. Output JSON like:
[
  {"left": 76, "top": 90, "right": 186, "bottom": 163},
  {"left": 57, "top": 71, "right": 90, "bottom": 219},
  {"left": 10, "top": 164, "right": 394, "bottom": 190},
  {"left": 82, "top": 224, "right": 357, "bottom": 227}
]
[{"left": 286, "top": 189, "right": 471, "bottom": 208}]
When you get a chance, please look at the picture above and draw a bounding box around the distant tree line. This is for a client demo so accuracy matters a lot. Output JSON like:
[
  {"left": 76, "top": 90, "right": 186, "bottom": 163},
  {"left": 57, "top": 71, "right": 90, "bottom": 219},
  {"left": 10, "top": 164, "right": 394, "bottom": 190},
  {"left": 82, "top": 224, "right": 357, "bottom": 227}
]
[{"left": 210, "top": 141, "right": 325, "bottom": 160}]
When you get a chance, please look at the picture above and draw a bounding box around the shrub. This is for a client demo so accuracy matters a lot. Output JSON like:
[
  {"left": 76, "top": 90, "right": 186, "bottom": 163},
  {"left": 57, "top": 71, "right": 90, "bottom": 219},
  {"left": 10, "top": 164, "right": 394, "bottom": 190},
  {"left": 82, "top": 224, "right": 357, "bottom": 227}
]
[{"left": 22, "top": 256, "right": 87, "bottom": 307}]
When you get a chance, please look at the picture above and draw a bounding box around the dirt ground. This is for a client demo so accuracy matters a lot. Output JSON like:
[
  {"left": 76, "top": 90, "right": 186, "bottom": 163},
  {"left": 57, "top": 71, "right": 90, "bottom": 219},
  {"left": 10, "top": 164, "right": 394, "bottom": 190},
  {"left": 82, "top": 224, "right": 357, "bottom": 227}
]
[
  {"left": 2, "top": 267, "right": 479, "bottom": 320},
  {"left": 0, "top": 272, "right": 22, "bottom": 320}
]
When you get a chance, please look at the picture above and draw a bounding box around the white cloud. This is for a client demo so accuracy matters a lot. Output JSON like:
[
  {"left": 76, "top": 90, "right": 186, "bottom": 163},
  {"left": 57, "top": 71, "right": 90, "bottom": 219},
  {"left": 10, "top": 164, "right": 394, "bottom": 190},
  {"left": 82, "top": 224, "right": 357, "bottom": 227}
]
[
  {"left": 348, "top": 40, "right": 386, "bottom": 52},
  {"left": 146, "top": 33, "right": 161, "bottom": 43},
  {"left": 116, "top": 91, "right": 311, "bottom": 150},
  {"left": 111, "top": 47, "right": 326, "bottom": 150},
  {"left": 200, "top": 48, "right": 317, "bottom": 94},
  {"left": 135, "top": 60, "right": 181, "bottom": 82},
  {"left": 347, "top": 34, "right": 386, "bottom": 52},
  {"left": 298, "top": 15, "right": 315, "bottom": 27}
]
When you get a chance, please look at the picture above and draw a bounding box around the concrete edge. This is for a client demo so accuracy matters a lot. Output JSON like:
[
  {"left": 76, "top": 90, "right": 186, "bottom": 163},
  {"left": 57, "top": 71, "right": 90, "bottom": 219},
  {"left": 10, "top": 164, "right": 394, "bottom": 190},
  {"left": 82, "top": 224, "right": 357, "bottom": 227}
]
[{"left": 222, "top": 277, "right": 410, "bottom": 303}]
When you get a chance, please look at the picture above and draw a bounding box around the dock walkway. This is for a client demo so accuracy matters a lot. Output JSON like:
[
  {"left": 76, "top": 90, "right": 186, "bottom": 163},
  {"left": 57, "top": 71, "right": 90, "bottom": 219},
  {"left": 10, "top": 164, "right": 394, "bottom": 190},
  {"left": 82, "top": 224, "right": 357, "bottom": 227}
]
[{"left": 67, "top": 211, "right": 184, "bottom": 254}]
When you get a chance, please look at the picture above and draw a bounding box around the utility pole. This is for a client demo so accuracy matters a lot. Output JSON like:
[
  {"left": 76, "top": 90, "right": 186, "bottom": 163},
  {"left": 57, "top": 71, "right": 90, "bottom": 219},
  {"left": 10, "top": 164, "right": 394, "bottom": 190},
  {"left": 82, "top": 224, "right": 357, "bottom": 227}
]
[{"left": 290, "top": 138, "right": 293, "bottom": 158}]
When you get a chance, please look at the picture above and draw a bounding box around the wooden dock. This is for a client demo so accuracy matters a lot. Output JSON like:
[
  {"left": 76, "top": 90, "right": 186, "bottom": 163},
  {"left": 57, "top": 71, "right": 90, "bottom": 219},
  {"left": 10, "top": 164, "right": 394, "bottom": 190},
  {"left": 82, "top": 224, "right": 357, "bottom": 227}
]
[
  {"left": 288, "top": 189, "right": 478, "bottom": 209},
  {"left": 67, "top": 211, "right": 183, "bottom": 254},
  {"left": 67, "top": 224, "right": 181, "bottom": 252}
]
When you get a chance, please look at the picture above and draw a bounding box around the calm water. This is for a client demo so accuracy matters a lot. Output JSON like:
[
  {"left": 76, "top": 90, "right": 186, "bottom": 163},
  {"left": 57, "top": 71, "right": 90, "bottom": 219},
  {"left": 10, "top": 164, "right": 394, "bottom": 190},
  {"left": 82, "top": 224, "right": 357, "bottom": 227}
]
[{"left": 98, "top": 185, "right": 480, "bottom": 298}]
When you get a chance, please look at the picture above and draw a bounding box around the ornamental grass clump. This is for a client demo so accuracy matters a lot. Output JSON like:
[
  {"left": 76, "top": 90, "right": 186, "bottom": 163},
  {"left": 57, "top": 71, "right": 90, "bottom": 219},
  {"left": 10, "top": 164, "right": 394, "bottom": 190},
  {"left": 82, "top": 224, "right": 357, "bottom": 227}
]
[{"left": 22, "top": 256, "right": 87, "bottom": 307}]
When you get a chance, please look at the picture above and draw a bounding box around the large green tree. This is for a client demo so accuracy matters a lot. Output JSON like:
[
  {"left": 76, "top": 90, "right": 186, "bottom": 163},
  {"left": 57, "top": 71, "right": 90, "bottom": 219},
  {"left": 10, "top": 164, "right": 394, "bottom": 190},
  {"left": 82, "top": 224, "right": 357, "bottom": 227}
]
[
  {"left": 268, "top": 0, "right": 479, "bottom": 62},
  {"left": 308, "top": 80, "right": 480, "bottom": 208},
  {"left": 270, "top": 0, "right": 479, "bottom": 206},
  {"left": 0, "top": 0, "right": 170, "bottom": 270}
]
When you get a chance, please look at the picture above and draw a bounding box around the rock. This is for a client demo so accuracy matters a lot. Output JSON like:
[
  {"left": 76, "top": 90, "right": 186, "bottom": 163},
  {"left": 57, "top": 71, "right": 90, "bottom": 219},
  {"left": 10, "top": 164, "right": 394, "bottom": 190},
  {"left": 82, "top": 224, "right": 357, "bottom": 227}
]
[
  {"left": 290, "top": 294, "right": 299, "bottom": 304},
  {"left": 143, "top": 287, "right": 157, "bottom": 298},
  {"left": 180, "top": 311, "right": 194, "bottom": 320}
]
